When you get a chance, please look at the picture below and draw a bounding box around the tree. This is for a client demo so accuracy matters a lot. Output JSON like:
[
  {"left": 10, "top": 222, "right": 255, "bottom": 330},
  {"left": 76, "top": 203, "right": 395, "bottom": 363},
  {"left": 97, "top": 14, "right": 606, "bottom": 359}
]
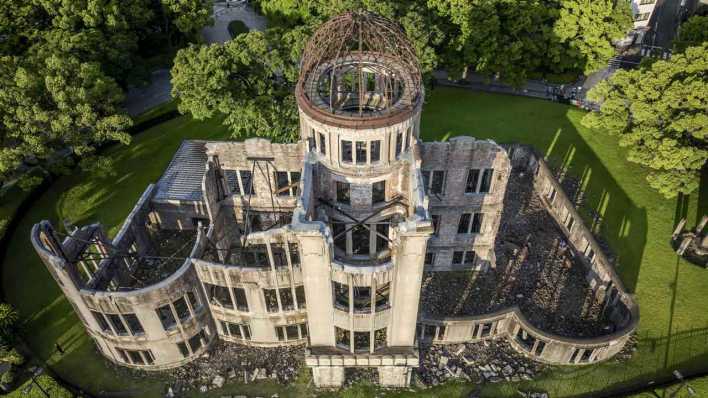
[
  {"left": 161, "top": 0, "right": 214, "bottom": 40},
  {"left": 252, "top": 0, "right": 446, "bottom": 74},
  {"left": 171, "top": 29, "right": 305, "bottom": 141},
  {"left": 429, "top": 0, "right": 631, "bottom": 85},
  {"left": 674, "top": 15, "right": 708, "bottom": 53},
  {"left": 582, "top": 44, "right": 707, "bottom": 198},
  {"left": 0, "top": 54, "right": 132, "bottom": 186},
  {"left": 551, "top": 0, "right": 632, "bottom": 74}
]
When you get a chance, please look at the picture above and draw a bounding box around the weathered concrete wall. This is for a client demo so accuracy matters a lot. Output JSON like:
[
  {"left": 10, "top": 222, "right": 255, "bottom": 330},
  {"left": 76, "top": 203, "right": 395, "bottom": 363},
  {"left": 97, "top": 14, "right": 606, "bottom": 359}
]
[{"left": 421, "top": 137, "right": 511, "bottom": 271}]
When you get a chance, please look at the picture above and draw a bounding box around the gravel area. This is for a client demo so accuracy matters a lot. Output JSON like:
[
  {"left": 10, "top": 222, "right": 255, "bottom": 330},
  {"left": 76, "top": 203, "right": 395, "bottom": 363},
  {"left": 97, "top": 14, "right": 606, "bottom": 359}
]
[{"left": 420, "top": 168, "right": 615, "bottom": 338}]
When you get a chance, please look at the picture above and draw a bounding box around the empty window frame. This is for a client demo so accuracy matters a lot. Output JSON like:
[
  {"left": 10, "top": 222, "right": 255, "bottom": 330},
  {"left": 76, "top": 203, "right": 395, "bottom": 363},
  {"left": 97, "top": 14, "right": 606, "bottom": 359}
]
[
  {"left": 221, "top": 321, "right": 251, "bottom": 340},
  {"left": 173, "top": 297, "right": 191, "bottom": 322},
  {"left": 375, "top": 282, "right": 390, "bottom": 310},
  {"left": 335, "top": 327, "right": 350, "bottom": 350},
  {"left": 515, "top": 329, "right": 536, "bottom": 351},
  {"left": 395, "top": 131, "right": 405, "bottom": 159},
  {"left": 280, "top": 288, "right": 295, "bottom": 311},
  {"left": 375, "top": 223, "right": 389, "bottom": 253},
  {"left": 295, "top": 285, "right": 306, "bottom": 309},
  {"left": 187, "top": 329, "right": 208, "bottom": 353},
  {"left": 374, "top": 327, "right": 387, "bottom": 350},
  {"left": 177, "top": 342, "right": 189, "bottom": 358},
  {"left": 332, "top": 222, "right": 347, "bottom": 252},
  {"left": 351, "top": 225, "right": 370, "bottom": 256},
  {"left": 289, "top": 242, "right": 300, "bottom": 267},
  {"left": 275, "top": 171, "right": 300, "bottom": 196},
  {"left": 271, "top": 243, "right": 288, "bottom": 268},
  {"left": 263, "top": 288, "right": 279, "bottom": 313},
  {"left": 354, "top": 331, "right": 370, "bottom": 352},
  {"left": 480, "top": 322, "right": 493, "bottom": 337},
  {"left": 564, "top": 213, "right": 575, "bottom": 231},
  {"left": 431, "top": 214, "right": 440, "bottom": 235},
  {"left": 308, "top": 129, "right": 316, "bottom": 152},
  {"left": 187, "top": 290, "right": 201, "bottom": 312},
  {"left": 372, "top": 181, "right": 386, "bottom": 204},
  {"left": 91, "top": 311, "right": 111, "bottom": 333},
  {"left": 479, "top": 169, "right": 494, "bottom": 193},
  {"left": 370, "top": 140, "right": 381, "bottom": 162},
  {"left": 123, "top": 313, "right": 144, "bottom": 335},
  {"left": 241, "top": 244, "right": 270, "bottom": 267},
  {"left": 336, "top": 181, "right": 350, "bottom": 205},
  {"left": 205, "top": 283, "right": 234, "bottom": 309},
  {"left": 422, "top": 170, "right": 446, "bottom": 195},
  {"left": 424, "top": 252, "right": 435, "bottom": 265},
  {"left": 333, "top": 281, "right": 349, "bottom": 309},
  {"left": 352, "top": 286, "right": 371, "bottom": 313},
  {"left": 319, "top": 132, "right": 327, "bottom": 155},
  {"left": 465, "top": 169, "right": 480, "bottom": 193},
  {"left": 534, "top": 340, "right": 546, "bottom": 356},
  {"left": 107, "top": 314, "right": 128, "bottom": 336},
  {"left": 117, "top": 348, "right": 154, "bottom": 365},
  {"left": 458, "top": 213, "right": 483, "bottom": 234},
  {"left": 452, "top": 251, "right": 465, "bottom": 265},
  {"left": 156, "top": 305, "right": 177, "bottom": 331},
  {"left": 341, "top": 140, "right": 353, "bottom": 163},
  {"left": 356, "top": 141, "right": 367, "bottom": 165},
  {"left": 233, "top": 287, "right": 249, "bottom": 311},
  {"left": 276, "top": 324, "right": 304, "bottom": 341},
  {"left": 579, "top": 349, "right": 594, "bottom": 363},
  {"left": 225, "top": 170, "right": 255, "bottom": 196}
]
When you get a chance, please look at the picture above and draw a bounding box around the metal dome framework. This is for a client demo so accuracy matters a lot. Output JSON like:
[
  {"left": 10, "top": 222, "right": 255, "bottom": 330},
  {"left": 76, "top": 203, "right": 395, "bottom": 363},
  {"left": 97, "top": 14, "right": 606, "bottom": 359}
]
[{"left": 296, "top": 11, "right": 423, "bottom": 127}]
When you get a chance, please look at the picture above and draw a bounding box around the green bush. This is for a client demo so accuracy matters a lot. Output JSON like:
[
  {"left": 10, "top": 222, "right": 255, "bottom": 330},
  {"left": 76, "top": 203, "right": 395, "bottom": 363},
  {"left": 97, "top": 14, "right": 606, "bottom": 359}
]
[{"left": 228, "top": 20, "right": 249, "bottom": 38}]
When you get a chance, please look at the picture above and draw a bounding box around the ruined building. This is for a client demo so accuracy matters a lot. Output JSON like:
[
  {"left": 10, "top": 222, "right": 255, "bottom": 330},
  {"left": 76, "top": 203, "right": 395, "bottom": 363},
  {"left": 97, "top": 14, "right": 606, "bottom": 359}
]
[{"left": 31, "top": 11, "right": 638, "bottom": 388}]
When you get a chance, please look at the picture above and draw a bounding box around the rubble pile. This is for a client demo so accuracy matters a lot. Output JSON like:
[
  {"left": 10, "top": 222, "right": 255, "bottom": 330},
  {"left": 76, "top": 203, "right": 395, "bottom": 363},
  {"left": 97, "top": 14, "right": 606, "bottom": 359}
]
[
  {"left": 157, "top": 340, "right": 303, "bottom": 394},
  {"left": 344, "top": 367, "right": 378, "bottom": 387},
  {"left": 420, "top": 168, "right": 615, "bottom": 338},
  {"left": 416, "top": 339, "right": 546, "bottom": 387}
]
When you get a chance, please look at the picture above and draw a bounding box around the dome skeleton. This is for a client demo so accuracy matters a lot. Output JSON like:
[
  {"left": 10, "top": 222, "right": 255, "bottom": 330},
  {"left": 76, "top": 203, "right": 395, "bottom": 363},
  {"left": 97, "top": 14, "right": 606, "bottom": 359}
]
[{"left": 297, "top": 10, "right": 422, "bottom": 119}]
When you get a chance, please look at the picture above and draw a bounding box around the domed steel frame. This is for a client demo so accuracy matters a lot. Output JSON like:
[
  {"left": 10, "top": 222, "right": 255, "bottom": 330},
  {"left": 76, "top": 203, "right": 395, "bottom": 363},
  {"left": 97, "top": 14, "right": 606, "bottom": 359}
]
[{"left": 296, "top": 10, "right": 423, "bottom": 129}]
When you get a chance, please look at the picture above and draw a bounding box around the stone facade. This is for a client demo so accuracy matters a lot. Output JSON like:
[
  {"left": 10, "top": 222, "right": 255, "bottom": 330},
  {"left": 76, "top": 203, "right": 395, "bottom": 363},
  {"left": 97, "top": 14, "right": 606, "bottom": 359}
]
[{"left": 30, "top": 11, "right": 638, "bottom": 389}]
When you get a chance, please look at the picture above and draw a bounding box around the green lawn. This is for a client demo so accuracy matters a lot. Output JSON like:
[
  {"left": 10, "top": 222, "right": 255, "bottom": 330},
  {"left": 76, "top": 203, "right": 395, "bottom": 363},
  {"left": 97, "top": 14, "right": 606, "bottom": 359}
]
[
  {"left": 626, "top": 375, "right": 708, "bottom": 397},
  {"left": 1, "top": 87, "right": 706, "bottom": 398}
]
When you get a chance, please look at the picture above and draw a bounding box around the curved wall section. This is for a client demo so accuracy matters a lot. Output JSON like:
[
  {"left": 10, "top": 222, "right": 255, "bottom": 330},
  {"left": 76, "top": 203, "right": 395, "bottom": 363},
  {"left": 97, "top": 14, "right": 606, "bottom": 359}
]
[{"left": 419, "top": 145, "right": 639, "bottom": 366}]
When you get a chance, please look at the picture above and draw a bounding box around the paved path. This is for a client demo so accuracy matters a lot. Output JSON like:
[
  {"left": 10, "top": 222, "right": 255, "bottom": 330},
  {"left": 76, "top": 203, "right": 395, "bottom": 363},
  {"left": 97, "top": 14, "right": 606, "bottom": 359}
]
[
  {"left": 124, "top": 69, "right": 172, "bottom": 116},
  {"left": 124, "top": 2, "right": 266, "bottom": 116},
  {"left": 202, "top": 2, "right": 267, "bottom": 44}
]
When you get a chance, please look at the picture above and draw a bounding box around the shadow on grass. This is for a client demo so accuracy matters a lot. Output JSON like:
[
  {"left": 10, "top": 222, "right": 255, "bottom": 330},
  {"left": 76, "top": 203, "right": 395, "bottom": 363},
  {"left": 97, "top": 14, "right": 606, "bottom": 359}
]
[{"left": 421, "top": 88, "right": 648, "bottom": 292}]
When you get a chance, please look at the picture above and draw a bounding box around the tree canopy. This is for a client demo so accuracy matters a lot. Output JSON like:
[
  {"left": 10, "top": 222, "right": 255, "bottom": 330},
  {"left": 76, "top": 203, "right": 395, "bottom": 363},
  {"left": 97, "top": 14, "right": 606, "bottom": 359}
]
[
  {"left": 673, "top": 15, "right": 708, "bottom": 53},
  {"left": 171, "top": 28, "right": 308, "bottom": 141},
  {"left": 0, "top": 0, "right": 213, "bottom": 187},
  {"left": 583, "top": 44, "right": 707, "bottom": 198}
]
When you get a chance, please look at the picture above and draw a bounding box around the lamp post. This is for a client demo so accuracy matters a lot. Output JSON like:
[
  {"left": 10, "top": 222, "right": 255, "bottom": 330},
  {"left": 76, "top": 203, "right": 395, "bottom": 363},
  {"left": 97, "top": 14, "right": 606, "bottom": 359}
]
[{"left": 21, "top": 367, "right": 50, "bottom": 398}]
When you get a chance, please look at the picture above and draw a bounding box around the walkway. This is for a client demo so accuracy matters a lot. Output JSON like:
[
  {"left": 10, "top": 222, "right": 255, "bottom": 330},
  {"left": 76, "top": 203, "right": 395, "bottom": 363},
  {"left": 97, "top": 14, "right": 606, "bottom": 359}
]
[
  {"left": 124, "top": 1, "right": 266, "bottom": 116},
  {"left": 202, "top": 2, "right": 267, "bottom": 44}
]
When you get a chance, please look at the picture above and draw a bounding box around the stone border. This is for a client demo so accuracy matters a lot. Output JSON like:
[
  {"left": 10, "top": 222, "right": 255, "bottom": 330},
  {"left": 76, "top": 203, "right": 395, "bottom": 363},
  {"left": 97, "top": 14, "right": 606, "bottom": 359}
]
[{"left": 420, "top": 145, "right": 639, "bottom": 366}]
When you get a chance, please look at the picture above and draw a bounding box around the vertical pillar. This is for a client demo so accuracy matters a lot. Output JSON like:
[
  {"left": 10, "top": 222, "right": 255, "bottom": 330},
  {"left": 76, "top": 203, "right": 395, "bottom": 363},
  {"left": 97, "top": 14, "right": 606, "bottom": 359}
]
[
  {"left": 298, "top": 229, "right": 335, "bottom": 346},
  {"left": 388, "top": 230, "right": 430, "bottom": 346}
]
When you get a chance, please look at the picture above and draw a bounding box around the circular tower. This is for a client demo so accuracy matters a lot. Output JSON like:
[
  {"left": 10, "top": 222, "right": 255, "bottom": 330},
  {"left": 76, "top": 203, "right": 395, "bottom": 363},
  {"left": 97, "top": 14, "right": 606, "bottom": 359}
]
[{"left": 294, "top": 11, "right": 431, "bottom": 388}]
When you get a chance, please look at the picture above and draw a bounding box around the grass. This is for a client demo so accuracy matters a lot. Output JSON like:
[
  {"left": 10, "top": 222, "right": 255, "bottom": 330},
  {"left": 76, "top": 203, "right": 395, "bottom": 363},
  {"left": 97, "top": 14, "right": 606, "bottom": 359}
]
[
  {"left": 626, "top": 375, "right": 708, "bottom": 397},
  {"left": 1, "top": 87, "right": 706, "bottom": 397}
]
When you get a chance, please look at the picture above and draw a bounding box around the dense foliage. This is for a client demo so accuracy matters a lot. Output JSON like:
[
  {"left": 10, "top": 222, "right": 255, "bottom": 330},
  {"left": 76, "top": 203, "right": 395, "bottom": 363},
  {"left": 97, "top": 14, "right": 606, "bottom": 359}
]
[
  {"left": 583, "top": 43, "right": 707, "bottom": 198},
  {"left": 0, "top": 0, "right": 213, "bottom": 188},
  {"left": 173, "top": 0, "right": 631, "bottom": 140},
  {"left": 673, "top": 15, "right": 708, "bottom": 53}
]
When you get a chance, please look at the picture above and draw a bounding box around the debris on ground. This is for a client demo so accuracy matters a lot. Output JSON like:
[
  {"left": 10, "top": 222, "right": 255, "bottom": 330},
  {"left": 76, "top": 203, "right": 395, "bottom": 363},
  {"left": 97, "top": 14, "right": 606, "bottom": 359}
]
[
  {"left": 420, "top": 167, "right": 615, "bottom": 338},
  {"left": 416, "top": 339, "right": 546, "bottom": 387}
]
